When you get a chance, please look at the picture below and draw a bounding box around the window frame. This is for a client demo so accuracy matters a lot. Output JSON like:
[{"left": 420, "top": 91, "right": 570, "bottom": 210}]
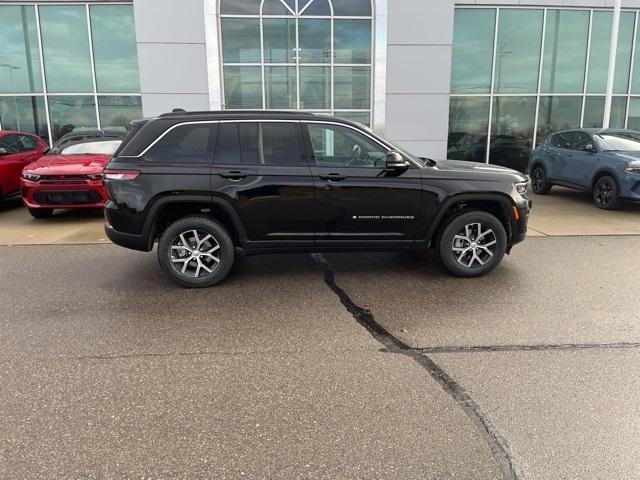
[
  {"left": 449, "top": 5, "right": 640, "bottom": 170},
  {"left": 217, "top": 0, "right": 375, "bottom": 126},
  {"left": 0, "top": 3, "right": 142, "bottom": 146}
]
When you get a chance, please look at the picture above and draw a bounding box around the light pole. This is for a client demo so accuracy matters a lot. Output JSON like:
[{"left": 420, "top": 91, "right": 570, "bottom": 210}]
[{"left": 603, "top": 0, "right": 622, "bottom": 128}]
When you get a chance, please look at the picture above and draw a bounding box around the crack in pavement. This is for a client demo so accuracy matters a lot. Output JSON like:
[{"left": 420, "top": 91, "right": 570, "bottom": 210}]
[
  {"left": 311, "top": 253, "right": 522, "bottom": 480},
  {"left": 420, "top": 342, "right": 640, "bottom": 354}
]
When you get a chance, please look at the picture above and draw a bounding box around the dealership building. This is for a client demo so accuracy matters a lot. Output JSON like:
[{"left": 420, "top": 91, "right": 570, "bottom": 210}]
[{"left": 3, "top": 0, "right": 640, "bottom": 172}]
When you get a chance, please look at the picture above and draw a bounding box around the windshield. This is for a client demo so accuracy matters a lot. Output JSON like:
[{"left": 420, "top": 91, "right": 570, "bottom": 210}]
[
  {"left": 49, "top": 138, "right": 122, "bottom": 155},
  {"left": 595, "top": 132, "right": 640, "bottom": 151}
]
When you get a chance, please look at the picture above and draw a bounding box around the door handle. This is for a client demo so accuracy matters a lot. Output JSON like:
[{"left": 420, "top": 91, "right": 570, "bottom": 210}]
[
  {"left": 219, "top": 171, "right": 247, "bottom": 180},
  {"left": 319, "top": 173, "right": 345, "bottom": 182}
]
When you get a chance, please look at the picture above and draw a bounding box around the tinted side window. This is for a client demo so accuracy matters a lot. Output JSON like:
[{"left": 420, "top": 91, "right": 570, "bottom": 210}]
[
  {"left": 19, "top": 135, "right": 37, "bottom": 150},
  {"left": 214, "top": 122, "right": 258, "bottom": 165},
  {"left": 553, "top": 132, "right": 573, "bottom": 149},
  {"left": 145, "top": 124, "right": 217, "bottom": 164},
  {"left": 215, "top": 123, "right": 241, "bottom": 165},
  {"left": 571, "top": 132, "right": 592, "bottom": 151},
  {"left": 259, "top": 122, "right": 303, "bottom": 166},
  {"left": 2, "top": 135, "right": 21, "bottom": 151},
  {"left": 0, "top": 140, "right": 18, "bottom": 154},
  {"left": 239, "top": 123, "right": 259, "bottom": 164}
]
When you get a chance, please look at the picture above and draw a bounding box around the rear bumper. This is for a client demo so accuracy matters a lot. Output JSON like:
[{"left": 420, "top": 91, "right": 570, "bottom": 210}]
[{"left": 105, "top": 223, "right": 151, "bottom": 252}]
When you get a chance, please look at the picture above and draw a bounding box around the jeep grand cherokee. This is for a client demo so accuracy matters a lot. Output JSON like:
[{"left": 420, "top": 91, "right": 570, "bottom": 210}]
[{"left": 103, "top": 111, "right": 530, "bottom": 287}]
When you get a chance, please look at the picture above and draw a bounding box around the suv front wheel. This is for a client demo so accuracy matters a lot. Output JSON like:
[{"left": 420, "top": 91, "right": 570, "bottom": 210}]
[
  {"left": 593, "top": 175, "right": 622, "bottom": 210},
  {"left": 158, "top": 216, "right": 235, "bottom": 288},
  {"left": 437, "top": 211, "right": 508, "bottom": 277}
]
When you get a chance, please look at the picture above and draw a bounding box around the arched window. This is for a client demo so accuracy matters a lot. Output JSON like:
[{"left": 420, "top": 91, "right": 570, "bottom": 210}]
[{"left": 219, "top": 0, "right": 373, "bottom": 126}]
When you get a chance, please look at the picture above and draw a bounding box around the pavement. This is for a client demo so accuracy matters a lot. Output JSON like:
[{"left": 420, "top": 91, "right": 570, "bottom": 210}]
[
  {"left": 0, "top": 191, "right": 639, "bottom": 479},
  {"left": 527, "top": 187, "right": 640, "bottom": 236},
  {"left": 0, "top": 197, "right": 107, "bottom": 245}
]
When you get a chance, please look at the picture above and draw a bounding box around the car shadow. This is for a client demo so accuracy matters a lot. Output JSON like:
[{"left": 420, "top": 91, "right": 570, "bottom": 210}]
[
  {"left": 544, "top": 186, "right": 640, "bottom": 212},
  {"left": 0, "top": 196, "right": 22, "bottom": 213}
]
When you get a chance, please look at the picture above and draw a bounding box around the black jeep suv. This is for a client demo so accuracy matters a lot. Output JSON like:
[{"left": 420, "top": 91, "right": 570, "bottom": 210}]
[{"left": 103, "top": 111, "right": 530, "bottom": 287}]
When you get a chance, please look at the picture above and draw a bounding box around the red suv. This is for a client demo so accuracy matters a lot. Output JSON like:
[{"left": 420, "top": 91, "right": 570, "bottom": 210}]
[
  {"left": 0, "top": 131, "right": 48, "bottom": 200},
  {"left": 21, "top": 130, "right": 124, "bottom": 218}
]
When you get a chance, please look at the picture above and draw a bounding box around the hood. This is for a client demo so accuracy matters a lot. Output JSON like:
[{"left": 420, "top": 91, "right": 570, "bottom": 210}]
[
  {"left": 24, "top": 154, "right": 111, "bottom": 175},
  {"left": 609, "top": 150, "right": 640, "bottom": 163},
  {"left": 430, "top": 158, "right": 528, "bottom": 181}
]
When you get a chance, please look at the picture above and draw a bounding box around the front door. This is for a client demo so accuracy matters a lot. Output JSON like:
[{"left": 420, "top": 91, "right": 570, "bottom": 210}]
[
  {"left": 568, "top": 131, "right": 598, "bottom": 187},
  {"left": 303, "top": 122, "right": 422, "bottom": 246}
]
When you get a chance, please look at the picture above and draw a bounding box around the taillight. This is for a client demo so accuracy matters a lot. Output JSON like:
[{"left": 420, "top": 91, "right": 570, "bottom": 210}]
[{"left": 103, "top": 170, "right": 140, "bottom": 181}]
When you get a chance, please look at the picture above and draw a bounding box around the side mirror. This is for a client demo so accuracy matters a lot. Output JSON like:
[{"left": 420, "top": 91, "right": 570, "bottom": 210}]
[
  {"left": 0, "top": 147, "right": 8, "bottom": 156},
  {"left": 585, "top": 143, "right": 596, "bottom": 153},
  {"left": 386, "top": 151, "right": 409, "bottom": 170}
]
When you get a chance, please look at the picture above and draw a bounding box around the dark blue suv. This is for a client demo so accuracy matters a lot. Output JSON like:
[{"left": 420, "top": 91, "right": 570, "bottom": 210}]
[{"left": 530, "top": 129, "right": 640, "bottom": 209}]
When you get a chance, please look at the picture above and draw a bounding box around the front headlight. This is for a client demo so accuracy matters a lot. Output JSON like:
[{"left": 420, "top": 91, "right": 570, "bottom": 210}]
[
  {"left": 625, "top": 166, "right": 640, "bottom": 174},
  {"left": 514, "top": 181, "right": 528, "bottom": 195},
  {"left": 22, "top": 172, "right": 41, "bottom": 181}
]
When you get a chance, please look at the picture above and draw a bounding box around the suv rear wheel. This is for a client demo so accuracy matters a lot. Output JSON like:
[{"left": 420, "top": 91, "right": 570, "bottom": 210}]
[
  {"left": 593, "top": 175, "right": 622, "bottom": 210},
  {"left": 158, "top": 216, "right": 235, "bottom": 288},
  {"left": 437, "top": 211, "right": 507, "bottom": 277}
]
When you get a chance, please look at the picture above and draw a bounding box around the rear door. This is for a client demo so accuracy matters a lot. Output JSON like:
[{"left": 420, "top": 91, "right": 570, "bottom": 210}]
[
  {"left": 212, "top": 121, "right": 315, "bottom": 246},
  {"left": 303, "top": 121, "right": 422, "bottom": 246}
]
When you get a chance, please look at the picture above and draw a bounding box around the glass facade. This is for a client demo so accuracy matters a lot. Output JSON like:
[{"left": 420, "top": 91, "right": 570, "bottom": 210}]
[
  {"left": 0, "top": 3, "right": 141, "bottom": 144},
  {"left": 449, "top": 6, "right": 640, "bottom": 172},
  {"left": 219, "top": 0, "right": 374, "bottom": 126}
]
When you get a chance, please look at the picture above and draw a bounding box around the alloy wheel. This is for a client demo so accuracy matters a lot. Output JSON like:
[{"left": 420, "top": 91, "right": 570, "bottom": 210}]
[
  {"left": 532, "top": 169, "right": 544, "bottom": 192},
  {"left": 452, "top": 223, "right": 497, "bottom": 268},
  {"left": 594, "top": 179, "right": 614, "bottom": 208},
  {"left": 169, "top": 229, "right": 221, "bottom": 278}
]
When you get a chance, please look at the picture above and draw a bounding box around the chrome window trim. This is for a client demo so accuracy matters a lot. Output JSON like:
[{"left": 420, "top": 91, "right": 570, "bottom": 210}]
[
  {"left": 122, "top": 118, "right": 306, "bottom": 158},
  {"left": 121, "top": 120, "right": 220, "bottom": 158},
  {"left": 119, "top": 117, "right": 412, "bottom": 165}
]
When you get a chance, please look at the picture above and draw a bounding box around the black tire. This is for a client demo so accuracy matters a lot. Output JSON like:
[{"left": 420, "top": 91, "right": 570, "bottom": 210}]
[
  {"left": 28, "top": 208, "right": 53, "bottom": 219},
  {"left": 437, "top": 211, "right": 508, "bottom": 278},
  {"left": 531, "top": 165, "right": 551, "bottom": 194},
  {"left": 593, "top": 176, "right": 622, "bottom": 210},
  {"left": 158, "top": 216, "right": 235, "bottom": 288}
]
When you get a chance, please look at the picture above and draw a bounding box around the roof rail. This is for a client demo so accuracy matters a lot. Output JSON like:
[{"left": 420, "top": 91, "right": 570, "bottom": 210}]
[{"left": 158, "top": 110, "right": 318, "bottom": 118}]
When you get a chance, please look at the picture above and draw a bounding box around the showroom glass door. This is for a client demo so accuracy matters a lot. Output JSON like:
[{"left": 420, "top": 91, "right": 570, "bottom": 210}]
[{"left": 220, "top": 0, "right": 373, "bottom": 126}]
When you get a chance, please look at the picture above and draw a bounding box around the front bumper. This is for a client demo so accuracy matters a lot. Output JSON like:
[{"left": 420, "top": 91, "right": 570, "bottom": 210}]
[
  {"left": 511, "top": 194, "right": 531, "bottom": 245},
  {"left": 22, "top": 179, "right": 108, "bottom": 209}
]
